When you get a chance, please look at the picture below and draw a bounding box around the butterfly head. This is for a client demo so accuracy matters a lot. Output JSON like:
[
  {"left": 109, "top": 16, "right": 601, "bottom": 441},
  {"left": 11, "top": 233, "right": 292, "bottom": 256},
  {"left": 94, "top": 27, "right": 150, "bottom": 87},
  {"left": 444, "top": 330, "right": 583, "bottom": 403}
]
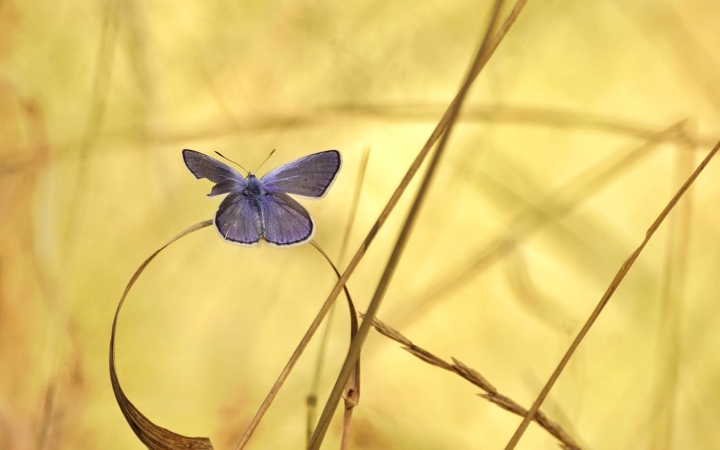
[{"left": 244, "top": 174, "right": 265, "bottom": 197}]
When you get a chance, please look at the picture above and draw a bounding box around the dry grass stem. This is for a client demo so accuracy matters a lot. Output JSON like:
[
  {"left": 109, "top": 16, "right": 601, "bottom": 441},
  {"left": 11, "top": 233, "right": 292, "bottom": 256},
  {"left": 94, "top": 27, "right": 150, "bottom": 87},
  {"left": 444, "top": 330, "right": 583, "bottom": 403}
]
[
  {"left": 650, "top": 125, "right": 696, "bottom": 449},
  {"left": 233, "top": 241, "right": 358, "bottom": 450},
  {"left": 363, "top": 315, "right": 579, "bottom": 450},
  {"left": 451, "top": 357, "right": 496, "bottom": 395},
  {"left": 309, "top": 242, "right": 361, "bottom": 437},
  {"left": 306, "top": 1, "right": 510, "bottom": 448},
  {"left": 340, "top": 408, "right": 354, "bottom": 450},
  {"left": 5, "top": 2, "right": 720, "bottom": 450},
  {"left": 235, "top": 2, "right": 528, "bottom": 449},
  {"left": 503, "top": 140, "right": 720, "bottom": 449},
  {"left": 307, "top": 148, "right": 371, "bottom": 443}
]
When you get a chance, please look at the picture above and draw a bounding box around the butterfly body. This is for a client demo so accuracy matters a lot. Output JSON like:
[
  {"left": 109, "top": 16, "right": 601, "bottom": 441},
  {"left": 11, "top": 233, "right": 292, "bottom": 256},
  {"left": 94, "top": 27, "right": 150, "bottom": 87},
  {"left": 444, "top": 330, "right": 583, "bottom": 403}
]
[
  {"left": 239, "top": 175, "right": 264, "bottom": 234},
  {"left": 242, "top": 175, "right": 267, "bottom": 210},
  {"left": 183, "top": 149, "right": 341, "bottom": 247}
]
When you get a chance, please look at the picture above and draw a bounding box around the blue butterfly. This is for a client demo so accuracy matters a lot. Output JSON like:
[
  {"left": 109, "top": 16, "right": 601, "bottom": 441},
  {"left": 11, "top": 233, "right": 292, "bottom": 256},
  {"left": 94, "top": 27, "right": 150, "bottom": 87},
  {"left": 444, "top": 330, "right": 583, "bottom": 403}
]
[{"left": 183, "top": 149, "right": 341, "bottom": 247}]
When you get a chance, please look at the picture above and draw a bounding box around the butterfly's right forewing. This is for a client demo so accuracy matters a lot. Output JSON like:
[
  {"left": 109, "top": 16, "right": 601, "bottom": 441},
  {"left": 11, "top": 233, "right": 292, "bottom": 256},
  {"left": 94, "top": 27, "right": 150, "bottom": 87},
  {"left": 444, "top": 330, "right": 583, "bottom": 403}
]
[
  {"left": 260, "top": 150, "right": 341, "bottom": 198},
  {"left": 183, "top": 149, "right": 246, "bottom": 197}
]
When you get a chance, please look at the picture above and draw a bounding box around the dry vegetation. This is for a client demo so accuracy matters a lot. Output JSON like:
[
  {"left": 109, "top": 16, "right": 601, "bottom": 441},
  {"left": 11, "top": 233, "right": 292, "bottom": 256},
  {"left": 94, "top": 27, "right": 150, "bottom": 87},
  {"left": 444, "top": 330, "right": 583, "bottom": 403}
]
[{"left": 1, "top": 1, "right": 720, "bottom": 449}]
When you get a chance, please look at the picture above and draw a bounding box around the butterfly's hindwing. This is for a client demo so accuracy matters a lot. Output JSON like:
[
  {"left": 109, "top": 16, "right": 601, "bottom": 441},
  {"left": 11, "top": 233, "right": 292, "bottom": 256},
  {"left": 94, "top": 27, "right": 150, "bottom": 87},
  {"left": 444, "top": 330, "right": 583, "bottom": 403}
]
[
  {"left": 260, "top": 193, "right": 314, "bottom": 247},
  {"left": 214, "top": 192, "right": 261, "bottom": 246}
]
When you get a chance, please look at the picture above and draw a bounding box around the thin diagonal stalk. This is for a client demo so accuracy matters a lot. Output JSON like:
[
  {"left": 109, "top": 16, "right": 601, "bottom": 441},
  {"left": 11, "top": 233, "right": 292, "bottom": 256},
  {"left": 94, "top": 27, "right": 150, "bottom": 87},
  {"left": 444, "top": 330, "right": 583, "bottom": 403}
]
[
  {"left": 650, "top": 125, "right": 695, "bottom": 449},
  {"left": 503, "top": 140, "right": 720, "bottom": 450},
  {"left": 307, "top": 242, "right": 361, "bottom": 412},
  {"left": 307, "top": 1, "right": 508, "bottom": 448},
  {"left": 232, "top": 1, "right": 528, "bottom": 448},
  {"left": 228, "top": 240, "right": 357, "bottom": 450},
  {"left": 306, "top": 149, "right": 370, "bottom": 444}
]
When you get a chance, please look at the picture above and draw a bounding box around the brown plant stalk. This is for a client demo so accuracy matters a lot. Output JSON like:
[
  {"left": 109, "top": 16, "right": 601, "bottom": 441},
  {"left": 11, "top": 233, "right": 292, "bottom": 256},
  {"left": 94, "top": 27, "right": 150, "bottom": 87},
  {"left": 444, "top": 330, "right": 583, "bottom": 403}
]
[
  {"left": 504, "top": 140, "right": 720, "bottom": 449},
  {"left": 324, "top": 103, "right": 715, "bottom": 148},
  {"left": 233, "top": 1, "right": 529, "bottom": 448},
  {"left": 307, "top": 0, "right": 509, "bottom": 448},
  {"left": 306, "top": 148, "right": 370, "bottom": 445},
  {"left": 650, "top": 129, "right": 695, "bottom": 449}
]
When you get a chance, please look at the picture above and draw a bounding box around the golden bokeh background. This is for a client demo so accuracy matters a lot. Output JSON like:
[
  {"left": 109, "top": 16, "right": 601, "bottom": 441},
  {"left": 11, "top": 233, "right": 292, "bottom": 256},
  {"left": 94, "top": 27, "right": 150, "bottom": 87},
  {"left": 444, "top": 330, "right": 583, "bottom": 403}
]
[{"left": 2, "top": 0, "right": 720, "bottom": 449}]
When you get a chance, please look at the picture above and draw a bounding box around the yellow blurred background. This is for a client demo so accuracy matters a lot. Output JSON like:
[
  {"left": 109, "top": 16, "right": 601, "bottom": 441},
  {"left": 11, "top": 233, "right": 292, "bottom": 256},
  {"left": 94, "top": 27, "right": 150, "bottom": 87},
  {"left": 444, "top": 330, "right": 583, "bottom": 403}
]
[{"left": 2, "top": 0, "right": 720, "bottom": 449}]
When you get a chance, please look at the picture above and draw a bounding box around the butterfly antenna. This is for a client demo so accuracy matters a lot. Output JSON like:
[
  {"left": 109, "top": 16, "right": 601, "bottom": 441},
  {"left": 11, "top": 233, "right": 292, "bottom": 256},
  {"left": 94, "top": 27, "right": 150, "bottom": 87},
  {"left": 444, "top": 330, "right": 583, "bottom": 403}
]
[
  {"left": 254, "top": 149, "right": 276, "bottom": 173},
  {"left": 215, "top": 151, "right": 249, "bottom": 175}
]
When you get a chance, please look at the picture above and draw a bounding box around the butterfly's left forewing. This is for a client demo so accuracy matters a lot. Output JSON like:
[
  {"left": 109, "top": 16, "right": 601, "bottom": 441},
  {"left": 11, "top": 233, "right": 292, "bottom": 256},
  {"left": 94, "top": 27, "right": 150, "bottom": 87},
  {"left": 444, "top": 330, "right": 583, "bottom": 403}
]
[
  {"left": 260, "top": 150, "right": 341, "bottom": 198},
  {"left": 183, "top": 149, "right": 246, "bottom": 197}
]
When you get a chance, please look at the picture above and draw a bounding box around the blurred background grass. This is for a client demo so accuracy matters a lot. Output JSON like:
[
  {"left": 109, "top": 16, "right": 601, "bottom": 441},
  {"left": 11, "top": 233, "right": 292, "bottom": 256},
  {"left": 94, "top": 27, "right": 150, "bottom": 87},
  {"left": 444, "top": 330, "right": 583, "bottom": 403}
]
[{"left": 2, "top": 0, "right": 720, "bottom": 449}]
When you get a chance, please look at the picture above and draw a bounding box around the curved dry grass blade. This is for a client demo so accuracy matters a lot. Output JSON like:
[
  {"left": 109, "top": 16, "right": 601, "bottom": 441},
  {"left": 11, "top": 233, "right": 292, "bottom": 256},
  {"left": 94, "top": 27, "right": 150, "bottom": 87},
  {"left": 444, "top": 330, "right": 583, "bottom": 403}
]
[
  {"left": 233, "top": 241, "right": 358, "bottom": 450},
  {"left": 311, "top": 242, "right": 362, "bottom": 450},
  {"left": 361, "top": 314, "right": 580, "bottom": 450},
  {"left": 234, "top": 3, "right": 528, "bottom": 448},
  {"left": 307, "top": 148, "right": 370, "bottom": 443},
  {"left": 308, "top": 241, "right": 361, "bottom": 413},
  {"left": 110, "top": 220, "right": 214, "bottom": 450},
  {"left": 503, "top": 141, "right": 720, "bottom": 449},
  {"left": 307, "top": 1, "right": 509, "bottom": 448}
]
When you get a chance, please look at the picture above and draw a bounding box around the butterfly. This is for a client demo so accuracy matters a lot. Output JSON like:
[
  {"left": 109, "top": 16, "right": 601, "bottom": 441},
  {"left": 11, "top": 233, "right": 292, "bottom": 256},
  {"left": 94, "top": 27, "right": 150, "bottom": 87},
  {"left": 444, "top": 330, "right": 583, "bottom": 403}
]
[{"left": 182, "top": 149, "right": 341, "bottom": 247}]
